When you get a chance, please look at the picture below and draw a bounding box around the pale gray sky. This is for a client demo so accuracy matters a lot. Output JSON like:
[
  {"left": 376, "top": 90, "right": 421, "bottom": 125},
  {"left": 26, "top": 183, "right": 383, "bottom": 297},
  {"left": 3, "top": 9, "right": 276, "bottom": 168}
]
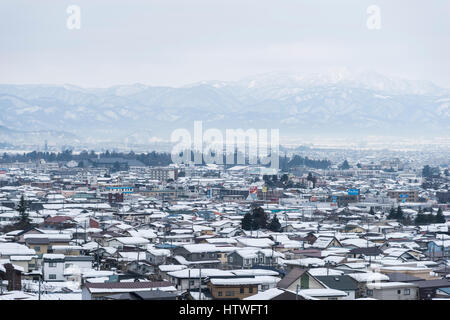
[{"left": 1, "top": 0, "right": 449, "bottom": 87}]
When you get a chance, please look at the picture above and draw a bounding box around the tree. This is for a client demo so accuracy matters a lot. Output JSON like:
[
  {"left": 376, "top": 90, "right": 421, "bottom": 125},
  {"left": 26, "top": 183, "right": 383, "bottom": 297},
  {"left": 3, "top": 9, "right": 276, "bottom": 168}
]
[
  {"left": 252, "top": 206, "right": 268, "bottom": 229},
  {"left": 415, "top": 213, "right": 426, "bottom": 225},
  {"left": 340, "top": 160, "right": 350, "bottom": 170},
  {"left": 436, "top": 208, "right": 446, "bottom": 224},
  {"left": 422, "top": 165, "right": 432, "bottom": 178},
  {"left": 241, "top": 212, "right": 253, "bottom": 231},
  {"left": 241, "top": 206, "right": 268, "bottom": 231},
  {"left": 17, "top": 195, "right": 30, "bottom": 224},
  {"left": 307, "top": 172, "right": 317, "bottom": 188},
  {"left": 112, "top": 161, "right": 121, "bottom": 173},
  {"left": 268, "top": 215, "right": 281, "bottom": 232},
  {"left": 396, "top": 206, "right": 404, "bottom": 220},
  {"left": 388, "top": 207, "right": 396, "bottom": 219}
]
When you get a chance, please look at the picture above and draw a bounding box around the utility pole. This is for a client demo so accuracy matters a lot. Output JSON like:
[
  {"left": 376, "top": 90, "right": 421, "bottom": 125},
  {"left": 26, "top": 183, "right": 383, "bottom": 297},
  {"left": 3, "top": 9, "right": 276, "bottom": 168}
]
[
  {"left": 136, "top": 245, "right": 140, "bottom": 277},
  {"left": 38, "top": 273, "right": 41, "bottom": 300},
  {"left": 188, "top": 269, "right": 191, "bottom": 294},
  {"left": 198, "top": 267, "right": 202, "bottom": 301},
  {"left": 97, "top": 240, "right": 100, "bottom": 271}
]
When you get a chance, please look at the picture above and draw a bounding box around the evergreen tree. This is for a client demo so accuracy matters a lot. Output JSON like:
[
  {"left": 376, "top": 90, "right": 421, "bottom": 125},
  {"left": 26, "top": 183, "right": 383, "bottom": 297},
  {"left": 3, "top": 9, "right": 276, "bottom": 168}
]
[
  {"left": 340, "top": 160, "right": 350, "bottom": 170},
  {"left": 396, "top": 206, "right": 404, "bottom": 220},
  {"left": 112, "top": 161, "right": 121, "bottom": 173},
  {"left": 17, "top": 195, "right": 30, "bottom": 224},
  {"left": 415, "top": 213, "right": 426, "bottom": 225},
  {"left": 252, "top": 206, "right": 268, "bottom": 229},
  {"left": 241, "top": 212, "right": 253, "bottom": 231},
  {"left": 268, "top": 215, "right": 282, "bottom": 232},
  {"left": 422, "top": 165, "right": 432, "bottom": 177},
  {"left": 436, "top": 208, "right": 445, "bottom": 223},
  {"left": 388, "top": 207, "right": 396, "bottom": 219}
]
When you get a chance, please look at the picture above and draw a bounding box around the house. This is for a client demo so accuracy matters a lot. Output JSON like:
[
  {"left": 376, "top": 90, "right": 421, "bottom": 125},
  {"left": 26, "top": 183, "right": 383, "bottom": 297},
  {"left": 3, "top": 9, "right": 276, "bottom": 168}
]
[
  {"left": 63, "top": 256, "right": 95, "bottom": 282},
  {"left": 106, "top": 237, "right": 150, "bottom": 250},
  {"left": 0, "top": 243, "right": 36, "bottom": 259},
  {"left": 236, "top": 237, "right": 275, "bottom": 248},
  {"left": 426, "top": 240, "right": 450, "bottom": 258},
  {"left": 43, "top": 254, "right": 94, "bottom": 282},
  {"left": 207, "top": 278, "right": 259, "bottom": 300},
  {"left": 315, "top": 275, "right": 358, "bottom": 300},
  {"left": 227, "top": 248, "right": 283, "bottom": 269},
  {"left": 366, "top": 282, "right": 419, "bottom": 300},
  {"left": 347, "top": 272, "right": 390, "bottom": 298},
  {"left": 244, "top": 287, "right": 313, "bottom": 300},
  {"left": 413, "top": 279, "right": 450, "bottom": 300},
  {"left": 311, "top": 236, "right": 342, "bottom": 249},
  {"left": 103, "top": 289, "right": 178, "bottom": 300},
  {"left": 172, "top": 244, "right": 222, "bottom": 268},
  {"left": 348, "top": 247, "right": 383, "bottom": 259},
  {"left": 9, "top": 255, "right": 37, "bottom": 273},
  {"left": 42, "top": 254, "right": 65, "bottom": 282},
  {"left": 8, "top": 227, "right": 45, "bottom": 244},
  {"left": 167, "top": 268, "right": 234, "bottom": 291},
  {"left": 146, "top": 247, "right": 171, "bottom": 266},
  {"left": 82, "top": 281, "right": 176, "bottom": 300},
  {"left": 206, "top": 275, "right": 279, "bottom": 300},
  {"left": 24, "top": 233, "right": 72, "bottom": 256},
  {"left": 277, "top": 268, "right": 326, "bottom": 292},
  {"left": 297, "top": 288, "right": 348, "bottom": 300},
  {"left": 40, "top": 216, "right": 76, "bottom": 230}
]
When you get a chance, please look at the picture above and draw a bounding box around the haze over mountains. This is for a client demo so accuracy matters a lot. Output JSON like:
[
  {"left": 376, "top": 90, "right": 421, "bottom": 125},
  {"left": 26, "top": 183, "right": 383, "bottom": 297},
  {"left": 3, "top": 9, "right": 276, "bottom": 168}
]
[{"left": 0, "top": 70, "right": 449, "bottom": 149}]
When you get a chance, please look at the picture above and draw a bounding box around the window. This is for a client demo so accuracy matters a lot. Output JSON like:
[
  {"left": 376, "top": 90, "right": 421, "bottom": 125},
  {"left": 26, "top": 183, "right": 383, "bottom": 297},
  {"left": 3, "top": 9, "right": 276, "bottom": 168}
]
[
  {"left": 49, "top": 262, "right": 57, "bottom": 268},
  {"left": 328, "top": 297, "right": 338, "bottom": 300},
  {"left": 225, "top": 291, "right": 234, "bottom": 297},
  {"left": 262, "top": 285, "right": 269, "bottom": 291},
  {"left": 249, "top": 287, "right": 253, "bottom": 293},
  {"left": 34, "top": 246, "right": 41, "bottom": 251},
  {"left": 404, "top": 289, "right": 411, "bottom": 295},
  {"left": 367, "top": 290, "right": 373, "bottom": 296},
  {"left": 397, "top": 290, "right": 401, "bottom": 294},
  {"left": 240, "top": 287, "right": 244, "bottom": 294},
  {"left": 218, "top": 291, "right": 222, "bottom": 296},
  {"left": 49, "top": 274, "right": 56, "bottom": 279},
  {"left": 229, "top": 256, "right": 233, "bottom": 263},
  {"left": 189, "top": 280, "right": 195, "bottom": 286}
]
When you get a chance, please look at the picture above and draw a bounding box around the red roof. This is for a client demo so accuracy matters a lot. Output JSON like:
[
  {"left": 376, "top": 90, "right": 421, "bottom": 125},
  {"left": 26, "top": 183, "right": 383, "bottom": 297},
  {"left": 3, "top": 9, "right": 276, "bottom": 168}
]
[{"left": 45, "top": 216, "right": 74, "bottom": 223}]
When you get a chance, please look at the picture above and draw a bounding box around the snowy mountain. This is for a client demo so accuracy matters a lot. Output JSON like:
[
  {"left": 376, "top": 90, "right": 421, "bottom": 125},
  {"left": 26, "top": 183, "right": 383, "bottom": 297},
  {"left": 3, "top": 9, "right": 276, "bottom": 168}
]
[{"left": 0, "top": 71, "right": 448, "bottom": 146}]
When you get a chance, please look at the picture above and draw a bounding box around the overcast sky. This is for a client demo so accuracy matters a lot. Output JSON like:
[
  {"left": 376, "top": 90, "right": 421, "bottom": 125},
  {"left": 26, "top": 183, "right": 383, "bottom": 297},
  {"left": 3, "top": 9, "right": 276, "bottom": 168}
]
[{"left": 1, "top": 0, "right": 449, "bottom": 88}]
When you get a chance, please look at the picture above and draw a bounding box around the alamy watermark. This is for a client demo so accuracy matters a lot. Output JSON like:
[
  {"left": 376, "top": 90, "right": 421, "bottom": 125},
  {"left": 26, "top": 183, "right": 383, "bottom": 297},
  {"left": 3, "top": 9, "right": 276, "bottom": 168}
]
[
  {"left": 170, "top": 121, "right": 279, "bottom": 169},
  {"left": 66, "top": 5, "right": 81, "bottom": 30},
  {"left": 366, "top": 5, "right": 381, "bottom": 30}
]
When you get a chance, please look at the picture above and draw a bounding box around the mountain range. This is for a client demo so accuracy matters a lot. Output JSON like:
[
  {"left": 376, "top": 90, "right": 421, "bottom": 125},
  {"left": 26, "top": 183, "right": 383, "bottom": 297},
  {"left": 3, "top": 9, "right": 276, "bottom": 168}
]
[{"left": 0, "top": 70, "right": 448, "bottom": 147}]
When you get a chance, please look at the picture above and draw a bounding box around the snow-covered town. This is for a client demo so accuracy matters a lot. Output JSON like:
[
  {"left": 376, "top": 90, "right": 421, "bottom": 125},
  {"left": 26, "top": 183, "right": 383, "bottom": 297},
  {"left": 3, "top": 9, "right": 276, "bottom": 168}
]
[{"left": 0, "top": 155, "right": 449, "bottom": 301}]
